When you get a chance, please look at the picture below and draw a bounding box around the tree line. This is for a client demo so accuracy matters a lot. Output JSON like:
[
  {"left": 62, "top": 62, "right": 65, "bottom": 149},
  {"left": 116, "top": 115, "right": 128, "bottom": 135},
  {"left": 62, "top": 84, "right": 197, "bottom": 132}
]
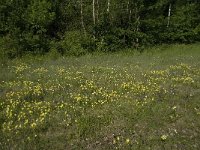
[{"left": 0, "top": 0, "right": 200, "bottom": 57}]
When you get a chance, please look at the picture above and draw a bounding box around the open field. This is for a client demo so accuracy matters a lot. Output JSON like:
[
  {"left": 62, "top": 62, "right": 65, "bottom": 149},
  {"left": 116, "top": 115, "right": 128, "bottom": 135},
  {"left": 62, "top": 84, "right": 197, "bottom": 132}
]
[{"left": 0, "top": 44, "right": 200, "bottom": 149}]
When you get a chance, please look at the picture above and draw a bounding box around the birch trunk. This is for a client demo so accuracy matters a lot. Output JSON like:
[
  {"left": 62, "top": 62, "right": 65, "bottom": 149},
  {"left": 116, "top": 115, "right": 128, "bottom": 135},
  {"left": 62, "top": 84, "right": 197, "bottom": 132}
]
[
  {"left": 96, "top": 0, "right": 99, "bottom": 23},
  {"left": 107, "top": 0, "right": 110, "bottom": 13},
  {"left": 126, "top": 0, "right": 129, "bottom": 13},
  {"left": 80, "top": 0, "right": 86, "bottom": 35},
  {"left": 93, "top": 0, "right": 96, "bottom": 25},
  {"left": 127, "top": 0, "right": 131, "bottom": 22},
  {"left": 134, "top": 4, "right": 140, "bottom": 49},
  {"left": 167, "top": 3, "right": 172, "bottom": 27}
]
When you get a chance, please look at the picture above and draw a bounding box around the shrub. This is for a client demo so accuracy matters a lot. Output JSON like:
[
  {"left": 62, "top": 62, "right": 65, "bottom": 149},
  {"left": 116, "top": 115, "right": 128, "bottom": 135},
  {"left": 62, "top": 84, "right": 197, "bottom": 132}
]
[
  {"left": 50, "top": 31, "right": 87, "bottom": 56},
  {"left": 0, "top": 35, "right": 22, "bottom": 59}
]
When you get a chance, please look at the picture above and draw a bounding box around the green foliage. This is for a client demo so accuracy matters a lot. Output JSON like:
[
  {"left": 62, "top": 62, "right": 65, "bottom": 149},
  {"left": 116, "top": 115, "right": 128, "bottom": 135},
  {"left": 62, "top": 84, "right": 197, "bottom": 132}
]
[
  {"left": 0, "top": 0, "right": 200, "bottom": 56},
  {"left": 24, "top": 0, "right": 55, "bottom": 32},
  {"left": 81, "top": 34, "right": 96, "bottom": 52},
  {"left": 51, "top": 31, "right": 87, "bottom": 56},
  {"left": 0, "top": 34, "right": 22, "bottom": 58},
  {"left": 46, "top": 47, "right": 61, "bottom": 60}
]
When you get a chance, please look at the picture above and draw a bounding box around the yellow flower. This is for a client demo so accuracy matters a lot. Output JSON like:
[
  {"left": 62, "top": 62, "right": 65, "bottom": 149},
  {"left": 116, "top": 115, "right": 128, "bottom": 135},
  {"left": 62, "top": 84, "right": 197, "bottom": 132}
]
[
  {"left": 27, "top": 137, "right": 31, "bottom": 141},
  {"left": 126, "top": 138, "right": 130, "bottom": 144},
  {"left": 172, "top": 106, "right": 177, "bottom": 110},
  {"left": 117, "top": 136, "right": 120, "bottom": 141},
  {"left": 161, "top": 135, "right": 168, "bottom": 141},
  {"left": 31, "top": 123, "right": 37, "bottom": 128},
  {"left": 113, "top": 139, "right": 116, "bottom": 144}
]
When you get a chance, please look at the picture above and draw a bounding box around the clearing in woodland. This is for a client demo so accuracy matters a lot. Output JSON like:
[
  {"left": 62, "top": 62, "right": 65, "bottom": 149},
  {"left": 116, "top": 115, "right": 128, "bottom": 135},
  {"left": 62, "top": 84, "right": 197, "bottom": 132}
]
[{"left": 0, "top": 44, "right": 200, "bottom": 149}]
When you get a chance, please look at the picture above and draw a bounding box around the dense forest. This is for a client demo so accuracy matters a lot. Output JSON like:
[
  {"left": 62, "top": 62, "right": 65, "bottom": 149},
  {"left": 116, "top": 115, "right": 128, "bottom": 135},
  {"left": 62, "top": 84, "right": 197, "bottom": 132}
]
[{"left": 0, "top": 0, "right": 200, "bottom": 57}]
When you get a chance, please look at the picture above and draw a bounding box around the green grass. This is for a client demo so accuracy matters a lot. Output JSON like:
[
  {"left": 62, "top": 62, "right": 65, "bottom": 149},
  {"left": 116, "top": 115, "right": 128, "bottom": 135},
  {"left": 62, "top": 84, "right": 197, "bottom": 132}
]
[{"left": 0, "top": 44, "right": 200, "bottom": 150}]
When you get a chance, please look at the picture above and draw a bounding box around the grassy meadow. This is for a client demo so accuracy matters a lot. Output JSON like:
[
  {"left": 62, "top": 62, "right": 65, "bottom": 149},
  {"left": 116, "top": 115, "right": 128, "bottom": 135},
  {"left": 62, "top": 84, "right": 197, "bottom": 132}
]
[{"left": 0, "top": 44, "right": 200, "bottom": 149}]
